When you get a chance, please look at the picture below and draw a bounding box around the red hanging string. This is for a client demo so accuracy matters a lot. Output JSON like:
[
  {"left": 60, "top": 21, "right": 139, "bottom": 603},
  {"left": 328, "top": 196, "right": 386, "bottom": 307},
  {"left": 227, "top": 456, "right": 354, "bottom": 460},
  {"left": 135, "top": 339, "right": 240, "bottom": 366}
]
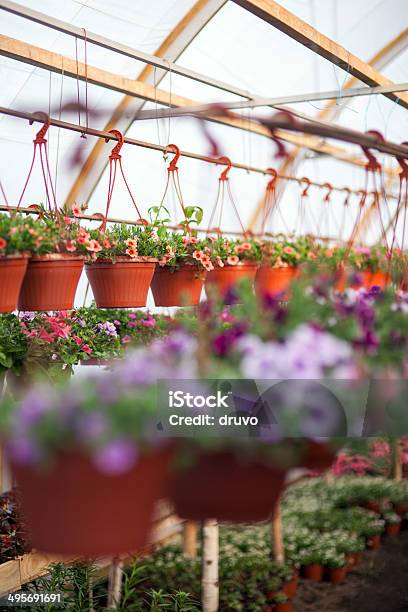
[
  {"left": 102, "top": 129, "right": 146, "bottom": 230},
  {"left": 207, "top": 156, "right": 246, "bottom": 236},
  {"left": 17, "top": 115, "right": 58, "bottom": 215}
]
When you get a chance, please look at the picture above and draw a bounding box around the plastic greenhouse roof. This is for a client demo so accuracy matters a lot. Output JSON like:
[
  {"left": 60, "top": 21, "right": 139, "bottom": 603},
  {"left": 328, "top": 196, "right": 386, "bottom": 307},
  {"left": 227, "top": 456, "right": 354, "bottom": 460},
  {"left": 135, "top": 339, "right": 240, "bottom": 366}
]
[{"left": 0, "top": 0, "right": 408, "bottom": 290}]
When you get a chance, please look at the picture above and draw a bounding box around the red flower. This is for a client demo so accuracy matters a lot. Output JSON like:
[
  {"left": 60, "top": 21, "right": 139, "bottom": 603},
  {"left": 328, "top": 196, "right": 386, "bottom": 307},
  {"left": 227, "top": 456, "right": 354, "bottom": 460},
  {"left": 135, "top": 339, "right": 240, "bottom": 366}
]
[
  {"left": 72, "top": 203, "right": 82, "bottom": 218},
  {"left": 81, "top": 344, "right": 93, "bottom": 354},
  {"left": 0, "top": 238, "right": 7, "bottom": 249}
]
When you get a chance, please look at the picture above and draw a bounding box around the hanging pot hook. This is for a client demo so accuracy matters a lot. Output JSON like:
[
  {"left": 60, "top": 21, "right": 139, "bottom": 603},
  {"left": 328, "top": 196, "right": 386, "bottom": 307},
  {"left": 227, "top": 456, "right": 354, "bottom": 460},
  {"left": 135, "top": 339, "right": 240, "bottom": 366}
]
[
  {"left": 342, "top": 187, "right": 351, "bottom": 206},
  {"left": 166, "top": 144, "right": 181, "bottom": 173},
  {"left": 361, "top": 129, "right": 384, "bottom": 172},
  {"left": 29, "top": 112, "right": 50, "bottom": 145},
  {"left": 106, "top": 129, "right": 124, "bottom": 160},
  {"left": 266, "top": 167, "right": 278, "bottom": 191},
  {"left": 300, "top": 177, "right": 311, "bottom": 197},
  {"left": 397, "top": 141, "right": 408, "bottom": 179},
  {"left": 218, "top": 156, "right": 232, "bottom": 181},
  {"left": 322, "top": 182, "right": 333, "bottom": 202},
  {"left": 358, "top": 189, "right": 367, "bottom": 208}
]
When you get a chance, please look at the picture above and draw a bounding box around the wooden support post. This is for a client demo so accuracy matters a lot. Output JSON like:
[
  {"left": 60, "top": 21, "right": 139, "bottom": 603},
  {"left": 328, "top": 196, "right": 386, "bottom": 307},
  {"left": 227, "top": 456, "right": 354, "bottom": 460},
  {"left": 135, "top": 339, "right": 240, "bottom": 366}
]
[
  {"left": 184, "top": 521, "right": 199, "bottom": 559},
  {"left": 106, "top": 558, "right": 123, "bottom": 610},
  {"left": 202, "top": 520, "right": 219, "bottom": 612},
  {"left": 271, "top": 498, "right": 284, "bottom": 563}
]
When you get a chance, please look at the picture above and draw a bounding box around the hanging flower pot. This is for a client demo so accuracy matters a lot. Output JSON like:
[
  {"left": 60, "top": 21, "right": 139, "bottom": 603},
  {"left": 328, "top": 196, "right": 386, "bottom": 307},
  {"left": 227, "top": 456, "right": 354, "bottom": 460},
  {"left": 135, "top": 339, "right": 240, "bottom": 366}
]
[
  {"left": 86, "top": 256, "right": 157, "bottom": 308},
  {"left": 362, "top": 270, "right": 391, "bottom": 289},
  {"left": 11, "top": 447, "right": 170, "bottom": 556},
  {"left": 169, "top": 451, "right": 286, "bottom": 522},
  {"left": 151, "top": 264, "right": 205, "bottom": 307},
  {"left": 255, "top": 266, "right": 299, "bottom": 298},
  {"left": 205, "top": 262, "right": 258, "bottom": 302},
  {"left": 0, "top": 255, "right": 29, "bottom": 312},
  {"left": 18, "top": 254, "right": 84, "bottom": 311}
]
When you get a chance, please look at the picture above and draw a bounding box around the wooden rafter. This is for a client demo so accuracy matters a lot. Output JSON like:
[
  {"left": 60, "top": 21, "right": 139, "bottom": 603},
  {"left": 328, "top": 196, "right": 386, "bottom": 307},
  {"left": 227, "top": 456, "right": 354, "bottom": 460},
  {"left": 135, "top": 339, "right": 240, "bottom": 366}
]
[
  {"left": 0, "top": 34, "right": 398, "bottom": 184},
  {"left": 247, "top": 28, "right": 408, "bottom": 231},
  {"left": 232, "top": 0, "right": 408, "bottom": 110}
]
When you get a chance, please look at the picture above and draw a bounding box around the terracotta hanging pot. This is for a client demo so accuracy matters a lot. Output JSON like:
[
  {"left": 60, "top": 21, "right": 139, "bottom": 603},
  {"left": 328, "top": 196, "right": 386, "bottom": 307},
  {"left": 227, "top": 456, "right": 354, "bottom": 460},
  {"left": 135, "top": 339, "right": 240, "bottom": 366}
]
[
  {"left": 11, "top": 446, "right": 171, "bottom": 556},
  {"left": 151, "top": 264, "right": 205, "bottom": 307},
  {"left": 255, "top": 266, "right": 299, "bottom": 298},
  {"left": 18, "top": 254, "right": 84, "bottom": 311},
  {"left": 367, "top": 534, "right": 381, "bottom": 549},
  {"left": 169, "top": 451, "right": 286, "bottom": 522},
  {"left": 362, "top": 270, "right": 391, "bottom": 289},
  {"left": 205, "top": 262, "right": 257, "bottom": 302},
  {"left": 275, "top": 602, "right": 293, "bottom": 612},
  {"left": 85, "top": 257, "right": 156, "bottom": 308},
  {"left": 0, "top": 254, "right": 29, "bottom": 312}
]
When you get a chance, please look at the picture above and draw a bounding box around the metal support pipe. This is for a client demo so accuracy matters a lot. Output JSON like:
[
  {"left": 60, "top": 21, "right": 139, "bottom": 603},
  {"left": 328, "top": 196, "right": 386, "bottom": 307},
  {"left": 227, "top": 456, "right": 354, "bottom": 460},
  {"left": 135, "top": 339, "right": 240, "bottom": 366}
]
[{"left": 0, "top": 106, "right": 402, "bottom": 200}]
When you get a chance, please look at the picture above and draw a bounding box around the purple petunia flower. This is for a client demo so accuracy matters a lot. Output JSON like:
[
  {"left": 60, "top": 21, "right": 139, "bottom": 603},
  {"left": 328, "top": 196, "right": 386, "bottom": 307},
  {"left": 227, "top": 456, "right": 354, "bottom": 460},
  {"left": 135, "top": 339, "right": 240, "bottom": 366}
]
[{"left": 92, "top": 439, "right": 138, "bottom": 475}]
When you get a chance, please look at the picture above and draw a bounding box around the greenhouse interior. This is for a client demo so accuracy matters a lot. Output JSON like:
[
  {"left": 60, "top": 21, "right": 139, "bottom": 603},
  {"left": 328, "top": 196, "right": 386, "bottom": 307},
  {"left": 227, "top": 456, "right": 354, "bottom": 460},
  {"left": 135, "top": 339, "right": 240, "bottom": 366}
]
[{"left": 0, "top": 0, "right": 408, "bottom": 610}]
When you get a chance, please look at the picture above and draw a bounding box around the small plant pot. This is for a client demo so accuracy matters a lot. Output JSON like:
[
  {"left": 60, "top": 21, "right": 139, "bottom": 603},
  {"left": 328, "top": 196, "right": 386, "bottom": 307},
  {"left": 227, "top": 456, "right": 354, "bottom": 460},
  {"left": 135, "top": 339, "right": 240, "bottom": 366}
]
[
  {"left": 302, "top": 563, "right": 323, "bottom": 582},
  {"left": 327, "top": 566, "right": 347, "bottom": 584},
  {"left": 361, "top": 500, "right": 381, "bottom": 513},
  {"left": 169, "top": 451, "right": 285, "bottom": 522},
  {"left": 275, "top": 602, "right": 292, "bottom": 612},
  {"left": 350, "top": 551, "right": 362, "bottom": 566},
  {"left": 395, "top": 502, "right": 408, "bottom": 516},
  {"left": 205, "top": 263, "right": 257, "bottom": 303},
  {"left": 362, "top": 270, "right": 390, "bottom": 289},
  {"left": 282, "top": 571, "right": 298, "bottom": 598},
  {"left": 367, "top": 534, "right": 381, "bottom": 550},
  {"left": 151, "top": 265, "right": 205, "bottom": 306},
  {"left": 0, "top": 254, "right": 29, "bottom": 312},
  {"left": 85, "top": 257, "right": 156, "bottom": 308},
  {"left": 385, "top": 522, "right": 400, "bottom": 537},
  {"left": 255, "top": 266, "right": 298, "bottom": 298},
  {"left": 18, "top": 254, "right": 84, "bottom": 311},
  {"left": 11, "top": 447, "right": 171, "bottom": 556}
]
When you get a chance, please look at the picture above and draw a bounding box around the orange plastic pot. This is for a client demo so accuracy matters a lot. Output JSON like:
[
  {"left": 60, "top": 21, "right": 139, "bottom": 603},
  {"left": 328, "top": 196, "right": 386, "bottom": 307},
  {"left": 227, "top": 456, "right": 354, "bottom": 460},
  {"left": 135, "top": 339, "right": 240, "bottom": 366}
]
[
  {"left": 205, "top": 263, "right": 257, "bottom": 302},
  {"left": 85, "top": 257, "right": 156, "bottom": 308},
  {"left": 18, "top": 254, "right": 84, "bottom": 311},
  {"left": 255, "top": 266, "right": 298, "bottom": 298},
  {"left": 362, "top": 270, "right": 390, "bottom": 289},
  {"left": 11, "top": 447, "right": 171, "bottom": 556},
  {"left": 327, "top": 566, "right": 347, "bottom": 584},
  {"left": 151, "top": 265, "right": 205, "bottom": 307},
  {"left": 367, "top": 534, "right": 381, "bottom": 550},
  {"left": 302, "top": 564, "right": 323, "bottom": 582},
  {"left": 275, "top": 603, "right": 293, "bottom": 612},
  {"left": 385, "top": 522, "right": 400, "bottom": 537},
  {"left": 0, "top": 254, "right": 28, "bottom": 312},
  {"left": 169, "top": 451, "right": 285, "bottom": 522},
  {"left": 395, "top": 502, "right": 408, "bottom": 516},
  {"left": 282, "top": 571, "right": 298, "bottom": 598}
]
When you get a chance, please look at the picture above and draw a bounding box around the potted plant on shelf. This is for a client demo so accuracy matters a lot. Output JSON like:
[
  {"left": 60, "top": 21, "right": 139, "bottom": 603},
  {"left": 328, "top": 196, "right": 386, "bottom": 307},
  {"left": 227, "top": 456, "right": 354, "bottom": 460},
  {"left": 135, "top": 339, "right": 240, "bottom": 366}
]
[
  {"left": 255, "top": 236, "right": 312, "bottom": 298},
  {"left": 383, "top": 510, "right": 401, "bottom": 536},
  {"left": 150, "top": 206, "right": 209, "bottom": 307},
  {"left": 273, "top": 592, "right": 292, "bottom": 612},
  {"left": 0, "top": 351, "right": 174, "bottom": 556},
  {"left": 85, "top": 222, "right": 158, "bottom": 308},
  {"left": 204, "top": 235, "right": 261, "bottom": 302},
  {"left": 0, "top": 213, "right": 42, "bottom": 312},
  {"left": 323, "top": 550, "right": 348, "bottom": 584},
  {"left": 298, "top": 547, "right": 324, "bottom": 581},
  {"left": 17, "top": 206, "right": 93, "bottom": 311}
]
